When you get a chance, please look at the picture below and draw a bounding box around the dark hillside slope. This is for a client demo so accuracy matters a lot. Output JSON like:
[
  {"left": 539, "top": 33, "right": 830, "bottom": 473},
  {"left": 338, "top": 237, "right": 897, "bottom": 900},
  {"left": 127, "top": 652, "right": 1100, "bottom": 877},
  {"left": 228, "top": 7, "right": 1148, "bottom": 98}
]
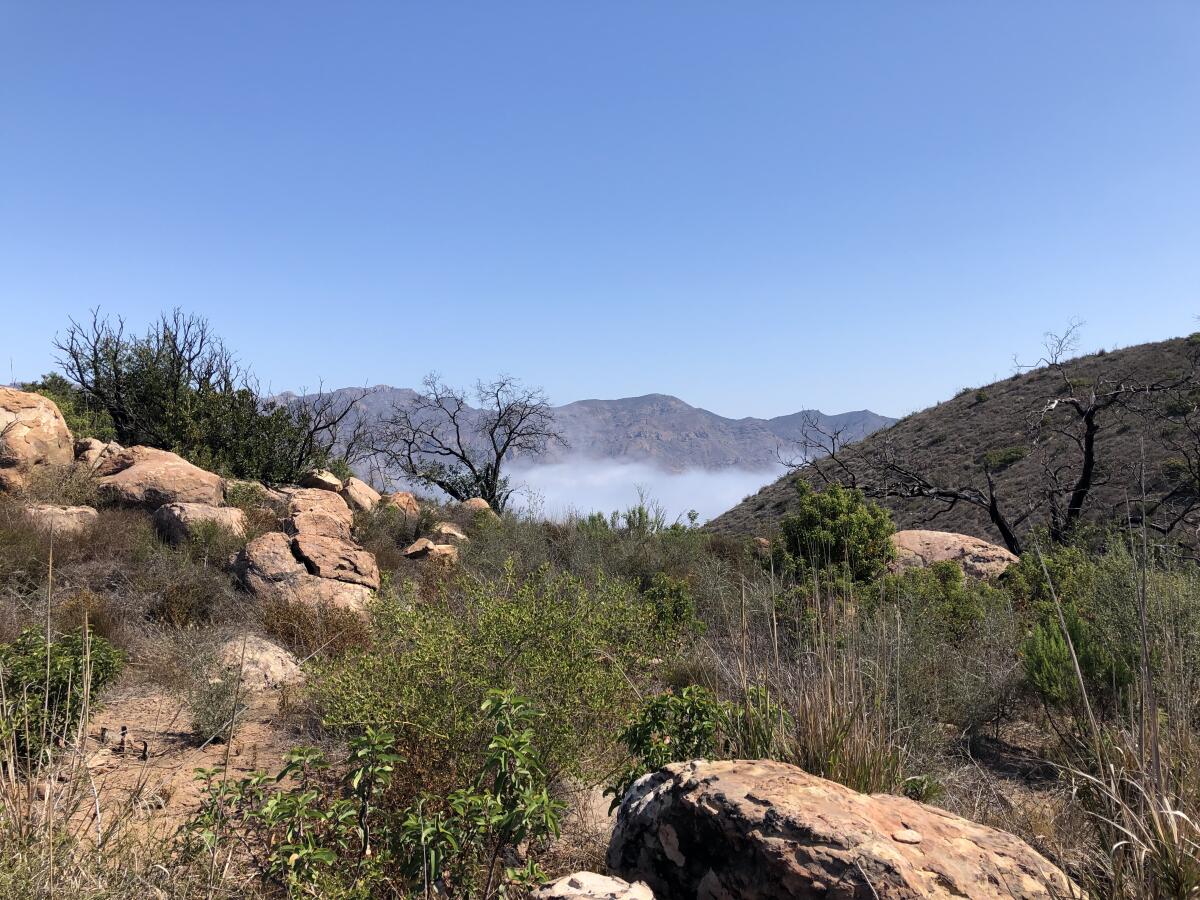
[{"left": 708, "top": 336, "right": 1199, "bottom": 545}]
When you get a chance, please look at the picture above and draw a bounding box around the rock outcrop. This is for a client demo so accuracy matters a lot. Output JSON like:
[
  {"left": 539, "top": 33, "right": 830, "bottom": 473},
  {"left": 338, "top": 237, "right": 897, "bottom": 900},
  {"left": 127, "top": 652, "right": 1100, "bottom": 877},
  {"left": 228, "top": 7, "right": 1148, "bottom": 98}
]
[
  {"left": 237, "top": 531, "right": 374, "bottom": 615},
  {"left": 23, "top": 503, "right": 99, "bottom": 537},
  {"left": 462, "top": 497, "right": 498, "bottom": 518},
  {"left": 382, "top": 491, "right": 420, "bottom": 518},
  {"left": 891, "top": 529, "right": 1018, "bottom": 580},
  {"left": 94, "top": 446, "right": 225, "bottom": 508},
  {"left": 402, "top": 537, "right": 459, "bottom": 563},
  {"left": 74, "top": 437, "right": 124, "bottom": 472},
  {"left": 0, "top": 388, "right": 74, "bottom": 492},
  {"left": 340, "top": 476, "right": 380, "bottom": 512},
  {"left": 292, "top": 533, "right": 380, "bottom": 588},
  {"left": 301, "top": 469, "right": 343, "bottom": 492},
  {"left": 154, "top": 502, "right": 247, "bottom": 545},
  {"left": 430, "top": 521, "right": 468, "bottom": 544},
  {"left": 217, "top": 633, "right": 302, "bottom": 692},
  {"left": 534, "top": 873, "right": 654, "bottom": 900},
  {"left": 607, "top": 759, "right": 1077, "bottom": 900}
]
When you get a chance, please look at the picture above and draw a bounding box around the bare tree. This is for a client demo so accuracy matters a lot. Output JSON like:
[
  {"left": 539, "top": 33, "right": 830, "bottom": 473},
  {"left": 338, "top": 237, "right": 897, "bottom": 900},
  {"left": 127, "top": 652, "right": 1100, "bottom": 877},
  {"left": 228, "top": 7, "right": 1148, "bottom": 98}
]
[
  {"left": 371, "top": 374, "right": 565, "bottom": 511},
  {"left": 788, "top": 324, "right": 1199, "bottom": 555}
]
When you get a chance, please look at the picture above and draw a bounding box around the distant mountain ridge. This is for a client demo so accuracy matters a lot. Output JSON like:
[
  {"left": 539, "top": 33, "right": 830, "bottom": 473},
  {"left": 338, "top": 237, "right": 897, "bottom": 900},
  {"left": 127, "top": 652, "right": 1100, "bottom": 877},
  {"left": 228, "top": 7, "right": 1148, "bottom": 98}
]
[{"left": 310, "top": 386, "right": 894, "bottom": 472}]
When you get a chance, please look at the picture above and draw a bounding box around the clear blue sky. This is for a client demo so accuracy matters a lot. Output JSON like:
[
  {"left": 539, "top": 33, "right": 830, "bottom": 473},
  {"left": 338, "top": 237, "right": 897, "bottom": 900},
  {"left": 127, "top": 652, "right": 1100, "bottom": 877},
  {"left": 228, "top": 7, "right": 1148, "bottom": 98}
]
[{"left": 3, "top": 3, "right": 1198, "bottom": 419}]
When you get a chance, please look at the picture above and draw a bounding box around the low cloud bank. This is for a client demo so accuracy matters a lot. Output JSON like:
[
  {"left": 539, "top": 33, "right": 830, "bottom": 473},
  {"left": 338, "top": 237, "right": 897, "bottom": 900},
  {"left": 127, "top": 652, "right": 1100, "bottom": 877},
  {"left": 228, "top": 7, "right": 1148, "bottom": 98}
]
[{"left": 507, "top": 461, "right": 784, "bottom": 524}]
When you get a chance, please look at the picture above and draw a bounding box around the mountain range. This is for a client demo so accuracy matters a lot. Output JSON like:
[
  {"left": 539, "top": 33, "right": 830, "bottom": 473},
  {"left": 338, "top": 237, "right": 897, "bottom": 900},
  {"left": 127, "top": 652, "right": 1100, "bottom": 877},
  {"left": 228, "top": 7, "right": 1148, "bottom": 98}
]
[{"left": 315, "top": 386, "right": 894, "bottom": 473}]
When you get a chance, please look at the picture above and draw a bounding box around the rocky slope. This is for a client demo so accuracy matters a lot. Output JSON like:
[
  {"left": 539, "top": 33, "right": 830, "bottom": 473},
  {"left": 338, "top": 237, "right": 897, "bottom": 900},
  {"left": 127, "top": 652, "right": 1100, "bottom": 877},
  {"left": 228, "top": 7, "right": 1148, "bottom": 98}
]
[{"left": 709, "top": 336, "right": 1197, "bottom": 543}]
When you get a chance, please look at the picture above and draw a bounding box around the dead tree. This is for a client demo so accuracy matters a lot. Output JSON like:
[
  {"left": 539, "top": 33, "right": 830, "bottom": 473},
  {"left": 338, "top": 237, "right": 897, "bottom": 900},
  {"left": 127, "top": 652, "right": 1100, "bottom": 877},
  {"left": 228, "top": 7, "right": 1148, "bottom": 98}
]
[{"left": 370, "top": 374, "right": 565, "bottom": 511}]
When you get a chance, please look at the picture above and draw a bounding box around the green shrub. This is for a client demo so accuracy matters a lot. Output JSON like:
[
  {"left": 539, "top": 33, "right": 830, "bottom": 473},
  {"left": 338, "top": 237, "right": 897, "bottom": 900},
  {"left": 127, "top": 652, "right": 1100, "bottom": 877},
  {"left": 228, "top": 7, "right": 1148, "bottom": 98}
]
[
  {"left": 0, "top": 628, "right": 124, "bottom": 764},
  {"left": 642, "top": 571, "right": 702, "bottom": 640},
  {"left": 309, "top": 563, "right": 672, "bottom": 792},
  {"left": 777, "top": 481, "right": 895, "bottom": 582},
  {"left": 187, "top": 691, "right": 562, "bottom": 898}
]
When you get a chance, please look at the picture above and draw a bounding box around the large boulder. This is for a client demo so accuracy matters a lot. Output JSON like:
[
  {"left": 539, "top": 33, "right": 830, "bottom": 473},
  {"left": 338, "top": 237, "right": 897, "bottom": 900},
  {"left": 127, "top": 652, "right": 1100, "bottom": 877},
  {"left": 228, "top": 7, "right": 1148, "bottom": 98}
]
[
  {"left": 0, "top": 388, "right": 74, "bottom": 492},
  {"left": 430, "top": 521, "right": 468, "bottom": 544},
  {"left": 23, "top": 504, "right": 99, "bottom": 537},
  {"left": 237, "top": 532, "right": 373, "bottom": 615},
  {"left": 287, "top": 488, "right": 353, "bottom": 530},
  {"left": 382, "top": 491, "right": 420, "bottom": 518},
  {"left": 534, "top": 873, "right": 653, "bottom": 900},
  {"left": 340, "top": 476, "right": 380, "bottom": 512},
  {"left": 292, "top": 533, "right": 380, "bottom": 589},
  {"left": 300, "top": 469, "right": 343, "bottom": 492},
  {"left": 94, "top": 446, "right": 224, "bottom": 509},
  {"left": 608, "top": 759, "right": 1077, "bottom": 900},
  {"left": 891, "top": 530, "right": 1018, "bottom": 580},
  {"left": 154, "top": 502, "right": 247, "bottom": 545},
  {"left": 74, "top": 437, "right": 123, "bottom": 472},
  {"left": 462, "top": 497, "right": 499, "bottom": 518},
  {"left": 217, "top": 632, "right": 302, "bottom": 692}
]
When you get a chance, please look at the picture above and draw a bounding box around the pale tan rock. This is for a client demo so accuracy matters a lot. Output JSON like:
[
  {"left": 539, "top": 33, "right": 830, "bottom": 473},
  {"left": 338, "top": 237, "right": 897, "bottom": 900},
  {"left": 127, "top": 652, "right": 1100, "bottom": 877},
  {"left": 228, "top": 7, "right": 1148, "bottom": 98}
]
[
  {"left": 154, "top": 503, "right": 247, "bottom": 545},
  {"left": 382, "top": 491, "right": 420, "bottom": 518},
  {"left": 300, "top": 469, "right": 343, "bottom": 492},
  {"left": 286, "top": 488, "right": 353, "bottom": 531},
  {"left": 292, "top": 533, "right": 380, "bottom": 589},
  {"left": 402, "top": 537, "right": 458, "bottom": 564},
  {"left": 462, "top": 497, "right": 498, "bottom": 518},
  {"left": 94, "top": 446, "right": 224, "bottom": 508},
  {"left": 340, "top": 476, "right": 381, "bottom": 512},
  {"left": 608, "top": 759, "right": 1077, "bottom": 900},
  {"left": 217, "top": 633, "right": 302, "bottom": 692},
  {"left": 0, "top": 388, "right": 74, "bottom": 492},
  {"left": 427, "top": 544, "right": 459, "bottom": 564},
  {"left": 288, "top": 509, "right": 352, "bottom": 541},
  {"left": 237, "top": 531, "right": 374, "bottom": 615},
  {"left": 890, "top": 529, "right": 1018, "bottom": 580},
  {"left": 430, "top": 521, "right": 468, "bottom": 544},
  {"left": 402, "top": 537, "right": 436, "bottom": 557},
  {"left": 23, "top": 503, "right": 99, "bottom": 537},
  {"left": 534, "top": 873, "right": 654, "bottom": 900},
  {"left": 238, "top": 532, "right": 305, "bottom": 582},
  {"left": 74, "top": 437, "right": 123, "bottom": 471}
]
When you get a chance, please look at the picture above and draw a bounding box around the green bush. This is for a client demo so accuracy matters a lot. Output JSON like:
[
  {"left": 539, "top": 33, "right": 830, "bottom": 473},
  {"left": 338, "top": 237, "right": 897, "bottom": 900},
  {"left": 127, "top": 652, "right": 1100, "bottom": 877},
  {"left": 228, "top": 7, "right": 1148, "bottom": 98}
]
[
  {"left": 308, "top": 563, "right": 672, "bottom": 791},
  {"left": 187, "top": 691, "right": 562, "bottom": 898},
  {"left": 777, "top": 481, "right": 895, "bottom": 582},
  {"left": 0, "top": 628, "right": 124, "bottom": 764}
]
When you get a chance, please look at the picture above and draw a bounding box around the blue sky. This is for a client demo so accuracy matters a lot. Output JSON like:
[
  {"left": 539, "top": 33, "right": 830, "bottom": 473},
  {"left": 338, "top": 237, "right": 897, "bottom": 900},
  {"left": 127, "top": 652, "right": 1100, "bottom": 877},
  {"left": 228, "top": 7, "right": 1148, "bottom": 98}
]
[{"left": 3, "top": 3, "right": 1198, "bottom": 419}]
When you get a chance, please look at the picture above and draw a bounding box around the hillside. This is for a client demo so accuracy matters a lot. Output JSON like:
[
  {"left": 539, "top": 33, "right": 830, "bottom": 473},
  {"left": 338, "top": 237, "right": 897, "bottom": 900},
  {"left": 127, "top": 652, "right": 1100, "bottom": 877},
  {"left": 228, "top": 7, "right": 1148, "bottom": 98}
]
[
  {"left": 309, "top": 386, "right": 894, "bottom": 472},
  {"left": 708, "top": 336, "right": 1199, "bottom": 543}
]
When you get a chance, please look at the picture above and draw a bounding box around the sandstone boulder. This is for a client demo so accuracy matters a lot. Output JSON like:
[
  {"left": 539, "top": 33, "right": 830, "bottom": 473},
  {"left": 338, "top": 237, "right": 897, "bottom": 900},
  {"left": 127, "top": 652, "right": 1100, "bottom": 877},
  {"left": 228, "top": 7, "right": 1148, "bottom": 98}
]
[
  {"left": 301, "top": 469, "right": 343, "bottom": 492},
  {"left": 154, "top": 502, "right": 247, "bottom": 545},
  {"left": 607, "top": 759, "right": 1077, "bottom": 900},
  {"left": 94, "top": 446, "right": 224, "bottom": 509},
  {"left": 462, "top": 497, "right": 499, "bottom": 518},
  {"left": 340, "top": 476, "right": 380, "bottom": 512},
  {"left": 402, "top": 537, "right": 436, "bottom": 558},
  {"left": 217, "top": 633, "right": 302, "bottom": 692},
  {"left": 237, "top": 532, "right": 373, "bottom": 615},
  {"left": 430, "top": 521, "right": 468, "bottom": 544},
  {"left": 23, "top": 504, "right": 99, "bottom": 537},
  {"left": 534, "top": 873, "right": 654, "bottom": 900},
  {"left": 891, "top": 529, "right": 1018, "bottom": 580},
  {"left": 383, "top": 491, "right": 420, "bottom": 518},
  {"left": 74, "top": 437, "right": 123, "bottom": 471},
  {"left": 287, "top": 488, "right": 353, "bottom": 531},
  {"left": 402, "top": 538, "right": 459, "bottom": 564},
  {"left": 0, "top": 388, "right": 74, "bottom": 492},
  {"left": 292, "top": 533, "right": 380, "bottom": 588}
]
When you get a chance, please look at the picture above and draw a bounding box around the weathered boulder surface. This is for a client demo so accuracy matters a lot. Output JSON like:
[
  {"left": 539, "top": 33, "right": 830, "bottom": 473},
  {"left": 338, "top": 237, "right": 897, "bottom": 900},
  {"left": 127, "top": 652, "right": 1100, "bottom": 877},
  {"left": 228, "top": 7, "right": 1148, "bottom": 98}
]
[
  {"left": 74, "top": 437, "right": 124, "bottom": 471},
  {"left": 94, "top": 446, "right": 224, "bottom": 508},
  {"left": 534, "top": 873, "right": 654, "bottom": 900},
  {"left": 292, "top": 533, "right": 380, "bottom": 588},
  {"left": 217, "top": 632, "right": 302, "bottom": 692},
  {"left": 462, "top": 497, "right": 498, "bottom": 518},
  {"left": 430, "top": 521, "right": 468, "bottom": 544},
  {"left": 237, "top": 532, "right": 373, "bottom": 615},
  {"left": 300, "top": 469, "right": 343, "bottom": 492},
  {"left": 287, "top": 488, "right": 354, "bottom": 530},
  {"left": 607, "top": 759, "right": 1077, "bottom": 900},
  {"left": 340, "top": 476, "right": 380, "bottom": 512},
  {"left": 402, "top": 538, "right": 459, "bottom": 563},
  {"left": 23, "top": 504, "right": 99, "bottom": 537},
  {"left": 0, "top": 388, "right": 74, "bottom": 491},
  {"left": 891, "top": 529, "right": 1018, "bottom": 580},
  {"left": 154, "top": 502, "right": 247, "bottom": 545},
  {"left": 382, "top": 491, "right": 420, "bottom": 518}
]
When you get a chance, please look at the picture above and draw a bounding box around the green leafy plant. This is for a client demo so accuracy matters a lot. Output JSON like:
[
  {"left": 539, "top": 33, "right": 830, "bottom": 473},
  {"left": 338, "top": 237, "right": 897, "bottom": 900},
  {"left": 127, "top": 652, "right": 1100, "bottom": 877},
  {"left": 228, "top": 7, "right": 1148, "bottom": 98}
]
[
  {"left": 777, "top": 481, "right": 895, "bottom": 582},
  {"left": 0, "top": 628, "right": 124, "bottom": 764}
]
